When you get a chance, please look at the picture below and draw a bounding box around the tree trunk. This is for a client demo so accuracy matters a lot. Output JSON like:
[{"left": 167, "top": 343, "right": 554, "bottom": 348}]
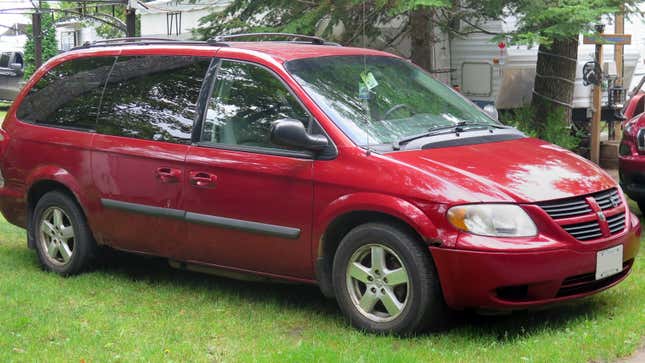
[
  {"left": 530, "top": 37, "right": 578, "bottom": 127},
  {"left": 410, "top": 6, "right": 434, "bottom": 71}
]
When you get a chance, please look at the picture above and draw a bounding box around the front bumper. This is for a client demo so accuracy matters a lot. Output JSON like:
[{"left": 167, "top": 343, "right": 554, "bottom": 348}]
[
  {"left": 430, "top": 213, "right": 641, "bottom": 310},
  {"left": 619, "top": 155, "right": 645, "bottom": 201}
]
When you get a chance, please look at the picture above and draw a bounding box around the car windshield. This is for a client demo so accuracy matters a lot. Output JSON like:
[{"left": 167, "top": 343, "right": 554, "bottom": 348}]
[{"left": 285, "top": 55, "right": 500, "bottom": 146}]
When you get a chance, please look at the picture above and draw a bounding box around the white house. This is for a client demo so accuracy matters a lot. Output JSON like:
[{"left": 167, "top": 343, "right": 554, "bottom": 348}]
[
  {"left": 55, "top": 19, "right": 103, "bottom": 51},
  {"left": 139, "top": 0, "right": 231, "bottom": 39}
]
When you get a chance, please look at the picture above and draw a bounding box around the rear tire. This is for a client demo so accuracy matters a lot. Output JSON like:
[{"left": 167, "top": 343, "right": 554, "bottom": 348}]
[
  {"left": 332, "top": 222, "right": 447, "bottom": 335},
  {"left": 31, "top": 191, "right": 96, "bottom": 276}
]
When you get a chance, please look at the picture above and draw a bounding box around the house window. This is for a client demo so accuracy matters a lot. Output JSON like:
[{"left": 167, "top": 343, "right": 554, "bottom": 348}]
[
  {"left": 167, "top": 12, "right": 182, "bottom": 36},
  {"left": 60, "top": 31, "right": 79, "bottom": 51}
]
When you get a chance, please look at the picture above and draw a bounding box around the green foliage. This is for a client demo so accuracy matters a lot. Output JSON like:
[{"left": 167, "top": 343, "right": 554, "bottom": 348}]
[
  {"left": 194, "top": 0, "right": 641, "bottom": 48},
  {"left": 58, "top": 2, "right": 137, "bottom": 39},
  {"left": 502, "top": 106, "right": 581, "bottom": 150},
  {"left": 504, "top": 0, "right": 643, "bottom": 45},
  {"left": 193, "top": 0, "right": 449, "bottom": 44},
  {"left": 23, "top": 6, "right": 58, "bottom": 80}
]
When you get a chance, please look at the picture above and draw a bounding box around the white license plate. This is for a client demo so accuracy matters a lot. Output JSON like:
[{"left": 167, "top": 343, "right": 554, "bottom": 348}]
[{"left": 596, "top": 245, "right": 623, "bottom": 280}]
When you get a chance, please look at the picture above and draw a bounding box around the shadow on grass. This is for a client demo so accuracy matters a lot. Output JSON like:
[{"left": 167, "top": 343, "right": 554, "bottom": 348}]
[
  {"left": 87, "top": 247, "right": 613, "bottom": 341},
  {"left": 93, "top": 248, "right": 342, "bottom": 316}
]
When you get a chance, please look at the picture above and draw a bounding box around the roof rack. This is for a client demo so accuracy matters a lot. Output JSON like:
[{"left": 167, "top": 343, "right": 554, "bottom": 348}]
[
  {"left": 71, "top": 37, "right": 227, "bottom": 51},
  {"left": 69, "top": 33, "right": 339, "bottom": 52},
  {"left": 211, "top": 32, "right": 338, "bottom": 46}
]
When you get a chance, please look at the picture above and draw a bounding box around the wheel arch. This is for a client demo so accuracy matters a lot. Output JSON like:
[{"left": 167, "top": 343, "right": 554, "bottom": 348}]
[
  {"left": 25, "top": 167, "right": 91, "bottom": 249},
  {"left": 314, "top": 193, "right": 439, "bottom": 298}
]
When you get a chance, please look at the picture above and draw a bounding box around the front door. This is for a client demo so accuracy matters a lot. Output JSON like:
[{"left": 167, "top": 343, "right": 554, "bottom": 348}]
[
  {"left": 91, "top": 55, "right": 211, "bottom": 256},
  {"left": 179, "top": 59, "right": 321, "bottom": 278}
]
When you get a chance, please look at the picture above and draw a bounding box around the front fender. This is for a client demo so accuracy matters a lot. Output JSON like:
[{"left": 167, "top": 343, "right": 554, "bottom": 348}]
[
  {"left": 312, "top": 192, "right": 440, "bottom": 298},
  {"left": 315, "top": 192, "right": 439, "bottom": 249}
]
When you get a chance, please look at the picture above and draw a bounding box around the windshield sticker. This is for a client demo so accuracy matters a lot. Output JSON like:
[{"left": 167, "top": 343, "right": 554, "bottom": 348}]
[
  {"left": 358, "top": 82, "right": 371, "bottom": 100},
  {"left": 360, "top": 71, "right": 379, "bottom": 90}
]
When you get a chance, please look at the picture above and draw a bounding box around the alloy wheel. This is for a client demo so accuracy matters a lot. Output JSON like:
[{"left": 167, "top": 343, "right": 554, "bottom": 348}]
[
  {"left": 345, "top": 243, "right": 410, "bottom": 322},
  {"left": 38, "top": 206, "right": 75, "bottom": 265}
]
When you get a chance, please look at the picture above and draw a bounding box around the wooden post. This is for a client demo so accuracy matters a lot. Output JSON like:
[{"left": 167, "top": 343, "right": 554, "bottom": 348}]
[
  {"left": 32, "top": 11, "right": 42, "bottom": 69},
  {"left": 591, "top": 30, "right": 603, "bottom": 164},
  {"left": 126, "top": 9, "right": 136, "bottom": 37},
  {"left": 126, "top": 0, "right": 136, "bottom": 38},
  {"left": 615, "top": 9, "right": 625, "bottom": 86},
  {"left": 614, "top": 7, "right": 625, "bottom": 139}
]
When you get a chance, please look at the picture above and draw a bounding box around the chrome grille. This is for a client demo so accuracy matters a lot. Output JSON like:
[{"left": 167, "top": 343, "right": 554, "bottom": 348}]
[
  {"left": 594, "top": 188, "right": 622, "bottom": 210},
  {"left": 538, "top": 188, "right": 625, "bottom": 241},
  {"left": 607, "top": 213, "right": 626, "bottom": 234},
  {"left": 539, "top": 199, "right": 592, "bottom": 218},
  {"left": 562, "top": 221, "right": 603, "bottom": 241},
  {"left": 538, "top": 188, "right": 622, "bottom": 219}
]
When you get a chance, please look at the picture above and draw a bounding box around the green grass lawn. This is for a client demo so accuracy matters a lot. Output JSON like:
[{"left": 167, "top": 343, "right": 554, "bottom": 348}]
[
  {"left": 0, "top": 107, "right": 641, "bottom": 360},
  {"left": 0, "top": 208, "right": 642, "bottom": 362}
]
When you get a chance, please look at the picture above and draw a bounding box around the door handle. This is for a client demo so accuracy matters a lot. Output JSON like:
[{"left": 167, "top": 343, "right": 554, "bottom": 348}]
[
  {"left": 155, "top": 167, "right": 182, "bottom": 183},
  {"left": 189, "top": 171, "right": 218, "bottom": 188}
]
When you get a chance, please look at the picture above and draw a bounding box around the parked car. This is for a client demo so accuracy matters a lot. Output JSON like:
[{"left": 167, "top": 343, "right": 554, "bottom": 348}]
[
  {"left": 619, "top": 77, "right": 645, "bottom": 211},
  {"left": 0, "top": 50, "right": 24, "bottom": 101},
  {"left": 0, "top": 35, "right": 640, "bottom": 335}
]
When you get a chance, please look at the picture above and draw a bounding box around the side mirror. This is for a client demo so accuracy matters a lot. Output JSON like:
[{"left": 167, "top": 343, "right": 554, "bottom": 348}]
[
  {"left": 483, "top": 104, "right": 499, "bottom": 121},
  {"left": 270, "top": 119, "right": 329, "bottom": 152},
  {"left": 9, "top": 63, "right": 22, "bottom": 74}
]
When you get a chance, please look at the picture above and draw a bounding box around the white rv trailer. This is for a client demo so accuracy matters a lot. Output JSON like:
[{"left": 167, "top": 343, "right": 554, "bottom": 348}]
[{"left": 450, "top": 16, "right": 645, "bottom": 121}]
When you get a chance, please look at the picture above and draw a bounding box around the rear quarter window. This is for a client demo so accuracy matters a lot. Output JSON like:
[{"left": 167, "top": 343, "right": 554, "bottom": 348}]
[
  {"left": 96, "top": 55, "right": 210, "bottom": 144},
  {"left": 16, "top": 56, "right": 116, "bottom": 130}
]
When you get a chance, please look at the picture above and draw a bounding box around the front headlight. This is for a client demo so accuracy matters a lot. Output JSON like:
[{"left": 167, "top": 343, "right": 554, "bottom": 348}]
[{"left": 447, "top": 204, "right": 537, "bottom": 237}]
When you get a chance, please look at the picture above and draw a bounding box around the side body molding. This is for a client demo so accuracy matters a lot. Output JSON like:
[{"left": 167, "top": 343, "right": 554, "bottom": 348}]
[{"left": 100, "top": 198, "right": 301, "bottom": 240}]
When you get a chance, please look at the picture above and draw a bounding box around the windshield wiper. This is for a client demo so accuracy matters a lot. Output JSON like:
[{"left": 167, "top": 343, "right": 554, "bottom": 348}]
[{"left": 392, "top": 122, "right": 511, "bottom": 150}]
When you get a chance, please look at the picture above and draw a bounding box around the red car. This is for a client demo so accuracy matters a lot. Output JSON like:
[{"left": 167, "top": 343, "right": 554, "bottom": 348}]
[
  {"left": 0, "top": 35, "right": 640, "bottom": 334},
  {"left": 620, "top": 83, "right": 645, "bottom": 211}
]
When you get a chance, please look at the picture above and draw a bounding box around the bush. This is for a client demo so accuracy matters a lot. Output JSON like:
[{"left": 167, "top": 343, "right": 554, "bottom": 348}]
[
  {"left": 501, "top": 106, "right": 581, "bottom": 150},
  {"left": 23, "top": 4, "right": 58, "bottom": 80}
]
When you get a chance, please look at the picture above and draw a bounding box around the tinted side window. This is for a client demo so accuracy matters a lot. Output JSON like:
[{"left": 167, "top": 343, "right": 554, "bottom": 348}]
[
  {"left": 0, "top": 53, "right": 10, "bottom": 68},
  {"left": 97, "top": 55, "right": 210, "bottom": 144},
  {"left": 200, "top": 60, "right": 311, "bottom": 149},
  {"left": 16, "top": 56, "right": 116, "bottom": 130}
]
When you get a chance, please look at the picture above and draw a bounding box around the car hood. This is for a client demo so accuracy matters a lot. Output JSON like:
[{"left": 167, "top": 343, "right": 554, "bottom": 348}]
[{"left": 385, "top": 137, "right": 616, "bottom": 203}]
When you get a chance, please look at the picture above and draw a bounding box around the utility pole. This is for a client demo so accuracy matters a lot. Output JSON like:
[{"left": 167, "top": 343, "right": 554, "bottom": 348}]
[{"left": 126, "top": 0, "right": 136, "bottom": 37}]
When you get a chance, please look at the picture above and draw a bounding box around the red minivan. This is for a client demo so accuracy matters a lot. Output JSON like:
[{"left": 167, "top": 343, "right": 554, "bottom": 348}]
[{"left": 0, "top": 35, "right": 640, "bottom": 334}]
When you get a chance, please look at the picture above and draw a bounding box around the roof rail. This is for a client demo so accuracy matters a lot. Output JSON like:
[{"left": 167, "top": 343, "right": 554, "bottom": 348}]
[
  {"left": 71, "top": 37, "right": 227, "bottom": 51},
  {"left": 211, "top": 32, "right": 336, "bottom": 46}
]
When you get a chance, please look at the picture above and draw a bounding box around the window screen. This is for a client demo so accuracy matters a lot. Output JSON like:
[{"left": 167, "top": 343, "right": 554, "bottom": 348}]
[{"left": 96, "top": 55, "right": 210, "bottom": 144}]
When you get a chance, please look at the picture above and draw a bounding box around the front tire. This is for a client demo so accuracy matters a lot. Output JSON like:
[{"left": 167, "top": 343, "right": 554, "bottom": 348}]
[
  {"left": 31, "top": 191, "right": 97, "bottom": 276},
  {"left": 332, "top": 222, "right": 447, "bottom": 335}
]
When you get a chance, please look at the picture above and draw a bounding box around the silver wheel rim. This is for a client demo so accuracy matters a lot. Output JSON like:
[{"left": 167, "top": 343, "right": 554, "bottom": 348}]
[
  {"left": 38, "top": 206, "right": 75, "bottom": 266},
  {"left": 346, "top": 243, "right": 410, "bottom": 322}
]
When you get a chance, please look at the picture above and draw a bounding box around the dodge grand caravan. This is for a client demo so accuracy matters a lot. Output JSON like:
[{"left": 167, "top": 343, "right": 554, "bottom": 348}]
[{"left": 0, "top": 34, "right": 640, "bottom": 334}]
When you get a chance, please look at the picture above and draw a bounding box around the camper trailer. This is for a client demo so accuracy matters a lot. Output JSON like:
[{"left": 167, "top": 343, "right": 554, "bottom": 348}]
[{"left": 450, "top": 16, "right": 645, "bottom": 122}]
